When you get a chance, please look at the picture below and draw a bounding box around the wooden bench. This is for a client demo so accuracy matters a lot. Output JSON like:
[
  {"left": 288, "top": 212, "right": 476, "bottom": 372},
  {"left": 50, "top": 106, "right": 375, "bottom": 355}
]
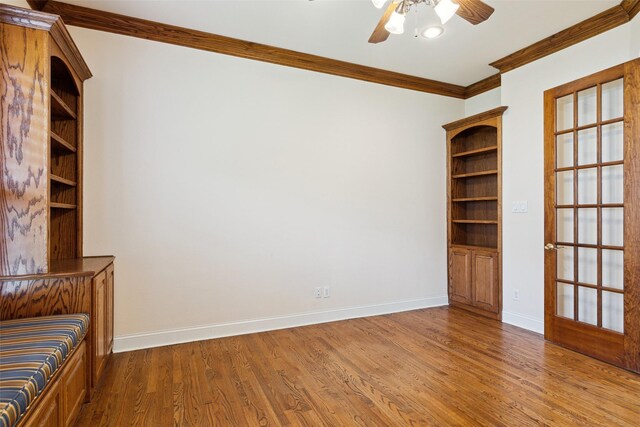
[{"left": 0, "top": 315, "right": 89, "bottom": 427}]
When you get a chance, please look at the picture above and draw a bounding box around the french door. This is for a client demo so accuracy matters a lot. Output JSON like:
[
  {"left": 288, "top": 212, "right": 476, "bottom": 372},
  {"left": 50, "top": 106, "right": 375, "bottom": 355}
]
[{"left": 544, "top": 59, "right": 640, "bottom": 373}]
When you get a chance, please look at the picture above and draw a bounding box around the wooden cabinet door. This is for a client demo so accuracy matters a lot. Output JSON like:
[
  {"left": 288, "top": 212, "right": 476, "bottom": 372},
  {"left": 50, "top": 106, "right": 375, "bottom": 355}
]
[
  {"left": 93, "top": 270, "right": 107, "bottom": 384},
  {"left": 449, "top": 248, "right": 472, "bottom": 304},
  {"left": 472, "top": 250, "right": 499, "bottom": 313},
  {"left": 106, "top": 264, "right": 114, "bottom": 355},
  {"left": 23, "top": 380, "right": 61, "bottom": 427},
  {"left": 62, "top": 342, "right": 87, "bottom": 427}
]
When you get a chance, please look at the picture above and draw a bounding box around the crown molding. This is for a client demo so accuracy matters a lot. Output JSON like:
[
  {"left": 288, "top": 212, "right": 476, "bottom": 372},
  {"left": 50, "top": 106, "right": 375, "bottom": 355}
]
[
  {"left": 25, "top": 0, "right": 638, "bottom": 98},
  {"left": 26, "top": 1, "right": 48, "bottom": 11},
  {"left": 621, "top": 0, "right": 640, "bottom": 19},
  {"left": 33, "top": 1, "right": 467, "bottom": 98},
  {"left": 490, "top": 3, "right": 633, "bottom": 74},
  {"left": 464, "top": 73, "right": 500, "bottom": 98}
]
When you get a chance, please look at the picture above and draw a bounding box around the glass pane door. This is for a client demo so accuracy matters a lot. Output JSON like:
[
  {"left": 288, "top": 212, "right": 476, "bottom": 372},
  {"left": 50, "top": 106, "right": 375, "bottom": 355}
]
[{"left": 553, "top": 78, "right": 625, "bottom": 333}]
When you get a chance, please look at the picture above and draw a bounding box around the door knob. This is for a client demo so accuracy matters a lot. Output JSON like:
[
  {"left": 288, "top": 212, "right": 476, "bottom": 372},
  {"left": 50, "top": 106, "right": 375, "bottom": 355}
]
[{"left": 545, "top": 243, "right": 567, "bottom": 251}]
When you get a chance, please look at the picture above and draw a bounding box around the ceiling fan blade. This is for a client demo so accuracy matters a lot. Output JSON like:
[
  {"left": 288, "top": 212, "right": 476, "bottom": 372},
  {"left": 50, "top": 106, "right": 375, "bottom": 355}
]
[
  {"left": 368, "top": 2, "right": 397, "bottom": 44},
  {"left": 455, "top": 0, "right": 495, "bottom": 25}
]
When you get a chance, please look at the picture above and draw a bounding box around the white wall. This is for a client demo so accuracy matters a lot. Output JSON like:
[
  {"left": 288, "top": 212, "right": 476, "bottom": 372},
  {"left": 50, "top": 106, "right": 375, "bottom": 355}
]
[
  {"left": 632, "top": 14, "right": 640, "bottom": 57},
  {"left": 68, "top": 28, "right": 463, "bottom": 351},
  {"left": 500, "top": 21, "right": 637, "bottom": 332},
  {"left": 3, "top": 0, "right": 28, "bottom": 7},
  {"left": 464, "top": 87, "right": 501, "bottom": 117}
]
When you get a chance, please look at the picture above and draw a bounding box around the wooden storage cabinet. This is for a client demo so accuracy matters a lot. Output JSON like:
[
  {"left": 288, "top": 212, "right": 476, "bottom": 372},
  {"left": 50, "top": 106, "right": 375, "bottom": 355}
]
[
  {"left": 48, "top": 257, "right": 115, "bottom": 393},
  {"left": 449, "top": 248, "right": 500, "bottom": 314},
  {"left": 91, "top": 261, "right": 115, "bottom": 390},
  {"left": 21, "top": 341, "right": 87, "bottom": 427},
  {"left": 444, "top": 107, "right": 507, "bottom": 319},
  {"left": 62, "top": 341, "right": 87, "bottom": 427},
  {"left": 23, "top": 380, "right": 61, "bottom": 427}
]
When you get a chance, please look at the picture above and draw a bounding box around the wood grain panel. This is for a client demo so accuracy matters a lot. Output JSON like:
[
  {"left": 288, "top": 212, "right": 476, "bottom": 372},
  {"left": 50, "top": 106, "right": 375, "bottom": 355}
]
[
  {"left": 455, "top": 0, "right": 495, "bottom": 25},
  {"left": 449, "top": 248, "right": 471, "bottom": 304},
  {"left": 490, "top": 5, "right": 630, "bottom": 73},
  {"left": 22, "top": 378, "right": 62, "bottom": 427},
  {"left": 464, "top": 73, "right": 500, "bottom": 98},
  {"left": 75, "top": 307, "right": 640, "bottom": 426},
  {"left": 93, "top": 270, "right": 108, "bottom": 386},
  {"left": 0, "top": 23, "right": 49, "bottom": 276},
  {"left": 63, "top": 341, "right": 88, "bottom": 426},
  {"left": 623, "top": 58, "right": 640, "bottom": 373},
  {"left": 543, "top": 86, "right": 556, "bottom": 341},
  {"left": 37, "top": 1, "right": 466, "bottom": 98},
  {"left": 472, "top": 250, "right": 498, "bottom": 312},
  {"left": 368, "top": 2, "right": 395, "bottom": 44},
  {"left": 0, "top": 275, "right": 89, "bottom": 320}
]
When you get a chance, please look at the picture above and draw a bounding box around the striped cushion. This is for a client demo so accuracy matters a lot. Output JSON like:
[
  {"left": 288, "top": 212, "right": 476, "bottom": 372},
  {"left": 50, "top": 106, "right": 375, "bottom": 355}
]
[{"left": 0, "top": 314, "right": 89, "bottom": 427}]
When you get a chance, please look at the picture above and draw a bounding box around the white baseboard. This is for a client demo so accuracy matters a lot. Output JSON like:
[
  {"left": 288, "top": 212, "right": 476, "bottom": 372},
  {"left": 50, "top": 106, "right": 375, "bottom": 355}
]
[
  {"left": 113, "top": 296, "right": 449, "bottom": 353},
  {"left": 502, "top": 311, "right": 544, "bottom": 334}
]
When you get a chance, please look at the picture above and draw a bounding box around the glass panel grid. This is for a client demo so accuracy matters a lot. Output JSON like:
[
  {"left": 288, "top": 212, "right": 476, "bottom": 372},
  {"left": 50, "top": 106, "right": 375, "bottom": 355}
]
[{"left": 554, "top": 82, "right": 624, "bottom": 327}]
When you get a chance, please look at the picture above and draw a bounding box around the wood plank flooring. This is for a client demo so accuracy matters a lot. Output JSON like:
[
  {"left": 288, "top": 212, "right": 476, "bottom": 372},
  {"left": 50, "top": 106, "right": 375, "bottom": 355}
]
[{"left": 76, "top": 307, "right": 640, "bottom": 426}]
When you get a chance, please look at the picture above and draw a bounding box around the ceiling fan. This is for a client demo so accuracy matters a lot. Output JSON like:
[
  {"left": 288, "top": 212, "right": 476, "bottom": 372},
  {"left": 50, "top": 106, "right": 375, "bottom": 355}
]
[{"left": 369, "top": 0, "right": 494, "bottom": 43}]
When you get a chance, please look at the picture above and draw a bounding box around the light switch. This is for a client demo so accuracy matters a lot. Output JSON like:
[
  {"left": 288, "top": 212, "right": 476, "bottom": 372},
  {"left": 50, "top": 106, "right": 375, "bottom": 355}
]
[{"left": 512, "top": 201, "right": 528, "bottom": 213}]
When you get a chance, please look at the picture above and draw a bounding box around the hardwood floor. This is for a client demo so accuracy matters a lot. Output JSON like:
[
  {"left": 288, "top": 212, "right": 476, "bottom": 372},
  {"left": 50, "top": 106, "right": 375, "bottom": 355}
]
[{"left": 76, "top": 307, "right": 640, "bottom": 426}]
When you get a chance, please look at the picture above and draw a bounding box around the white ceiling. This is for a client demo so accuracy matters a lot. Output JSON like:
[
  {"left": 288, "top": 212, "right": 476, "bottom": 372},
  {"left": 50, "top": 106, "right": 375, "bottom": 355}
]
[{"left": 63, "top": 0, "right": 620, "bottom": 85}]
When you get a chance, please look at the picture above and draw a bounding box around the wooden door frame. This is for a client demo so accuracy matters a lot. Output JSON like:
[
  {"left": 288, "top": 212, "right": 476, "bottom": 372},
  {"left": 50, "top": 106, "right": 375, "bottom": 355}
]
[{"left": 543, "top": 58, "right": 640, "bottom": 373}]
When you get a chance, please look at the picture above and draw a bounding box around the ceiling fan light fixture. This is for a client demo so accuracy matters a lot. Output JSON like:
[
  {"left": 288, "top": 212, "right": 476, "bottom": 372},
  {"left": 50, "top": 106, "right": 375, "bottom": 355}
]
[
  {"left": 434, "top": 0, "right": 460, "bottom": 25},
  {"left": 421, "top": 26, "right": 444, "bottom": 39},
  {"left": 385, "top": 10, "right": 406, "bottom": 34},
  {"left": 371, "top": 0, "right": 388, "bottom": 9}
]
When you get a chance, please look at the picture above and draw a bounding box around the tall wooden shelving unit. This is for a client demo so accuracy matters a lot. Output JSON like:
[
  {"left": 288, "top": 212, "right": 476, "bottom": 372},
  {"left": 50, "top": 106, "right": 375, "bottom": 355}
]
[
  {"left": 50, "top": 54, "right": 82, "bottom": 260},
  {"left": 0, "top": 5, "right": 90, "bottom": 275},
  {"left": 1, "top": 3, "right": 116, "bottom": 402},
  {"left": 444, "top": 107, "right": 507, "bottom": 319}
]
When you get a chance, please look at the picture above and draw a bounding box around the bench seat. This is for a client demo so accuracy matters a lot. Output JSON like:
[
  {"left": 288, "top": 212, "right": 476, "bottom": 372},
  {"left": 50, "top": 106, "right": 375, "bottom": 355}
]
[{"left": 0, "top": 314, "right": 89, "bottom": 427}]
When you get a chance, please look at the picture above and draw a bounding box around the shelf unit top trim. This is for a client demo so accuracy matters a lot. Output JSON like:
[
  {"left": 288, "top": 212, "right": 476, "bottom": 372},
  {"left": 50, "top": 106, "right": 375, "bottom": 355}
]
[
  {"left": 443, "top": 106, "right": 508, "bottom": 132},
  {"left": 0, "top": 4, "right": 92, "bottom": 81}
]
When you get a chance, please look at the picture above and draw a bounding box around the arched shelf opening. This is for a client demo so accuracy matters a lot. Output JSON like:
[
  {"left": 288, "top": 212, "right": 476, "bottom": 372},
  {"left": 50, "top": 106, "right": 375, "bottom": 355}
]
[
  {"left": 450, "top": 125, "right": 498, "bottom": 155},
  {"left": 49, "top": 55, "right": 80, "bottom": 261},
  {"left": 51, "top": 56, "right": 79, "bottom": 118}
]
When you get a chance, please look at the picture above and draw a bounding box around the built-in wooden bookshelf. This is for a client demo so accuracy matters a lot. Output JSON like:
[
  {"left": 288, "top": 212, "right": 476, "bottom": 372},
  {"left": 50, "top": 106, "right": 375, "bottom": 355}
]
[
  {"left": 49, "top": 55, "right": 82, "bottom": 261},
  {"left": 443, "top": 107, "right": 507, "bottom": 319}
]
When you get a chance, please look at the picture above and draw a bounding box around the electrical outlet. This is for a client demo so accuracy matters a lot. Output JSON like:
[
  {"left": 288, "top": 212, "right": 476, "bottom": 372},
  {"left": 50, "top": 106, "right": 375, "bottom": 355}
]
[
  {"left": 314, "top": 287, "right": 322, "bottom": 298},
  {"left": 323, "top": 286, "right": 331, "bottom": 298},
  {"left": 513, "top": 290, "right": 520, "bottom": 301}
]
